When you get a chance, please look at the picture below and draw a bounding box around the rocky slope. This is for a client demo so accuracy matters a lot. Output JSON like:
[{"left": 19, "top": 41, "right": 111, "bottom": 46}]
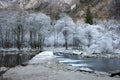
[
  {"left": 70, "top": 0, "right": 120, "bottom": 21},
  {"left": 0, "top": 0, "right": 119, "bottom": 21}
]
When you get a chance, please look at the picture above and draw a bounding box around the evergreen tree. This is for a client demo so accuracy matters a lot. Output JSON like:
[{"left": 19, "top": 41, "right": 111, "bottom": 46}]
[{"left": 85, "top": 6, "right": 93, "bottom": 25}]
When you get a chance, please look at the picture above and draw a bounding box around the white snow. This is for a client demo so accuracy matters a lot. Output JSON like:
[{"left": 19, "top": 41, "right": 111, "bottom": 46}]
[
  {"left": 29, "top": 51, "right": 55, "bottom": 64},
  {"left": 70, "top": 64, "right": 90, "bottom": 67},
  {"left": 79, "top": 67, "right": 94, "bottom": 72},
  {"left": 59, "top": 60, "right": 83, "bottom": 63}
]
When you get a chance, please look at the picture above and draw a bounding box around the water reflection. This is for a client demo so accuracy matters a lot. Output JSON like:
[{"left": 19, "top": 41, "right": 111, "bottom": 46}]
[{"left": 0, "top": 51, "right": 36, "bottom": 67}]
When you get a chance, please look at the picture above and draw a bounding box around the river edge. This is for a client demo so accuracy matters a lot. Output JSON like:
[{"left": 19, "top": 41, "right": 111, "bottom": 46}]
[
  {"left": 2, "top": 58, "right": 120, "bottom": 80},
  {"left": 53, "top": 50, "right": 120, "bottom": 58},
  {"left": 0, "top": 50, "right": 42, "bottom": 68},
  {"left": 0, "top": 50, "right": 120, "bottom": 80}
]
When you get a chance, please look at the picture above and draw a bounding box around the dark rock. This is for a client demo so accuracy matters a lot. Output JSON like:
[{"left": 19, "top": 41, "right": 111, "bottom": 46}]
[
  {"left": 21, "top": 61, "right": 28, "bottom": 66},
  {"left": 0, "top": 67, "right": 9, "bottom": 76},
  {"left": 110, "top": 70, "right": 120, "bottom": 77}
]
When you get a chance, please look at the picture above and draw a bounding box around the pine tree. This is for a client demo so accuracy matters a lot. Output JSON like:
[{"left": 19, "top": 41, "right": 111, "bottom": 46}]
[{"left": 85, "top": 6, "right": 93, "bottom": 25}]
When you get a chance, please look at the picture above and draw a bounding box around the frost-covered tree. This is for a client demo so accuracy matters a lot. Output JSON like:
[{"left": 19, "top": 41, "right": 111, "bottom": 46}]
[
  {"left": 0, "top": 25, "right": 3, "bottom": 48},
  {"left": 25, "top": 13, "right": 52, "bottom": 49},
  {"left": 51, "top": 15, "right": 76, "bottom": 47},
  {"left": 13, "top": 23, "right": 24, "bottom": 50}
]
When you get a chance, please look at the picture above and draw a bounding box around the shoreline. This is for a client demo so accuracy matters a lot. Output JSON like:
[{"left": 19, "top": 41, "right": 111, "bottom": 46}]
[
  {"left": 53, "top": 51, "right": 120, "bottom": 58},
  {"left": 2, "top": 51, "right": 120, "bottom": 80}
]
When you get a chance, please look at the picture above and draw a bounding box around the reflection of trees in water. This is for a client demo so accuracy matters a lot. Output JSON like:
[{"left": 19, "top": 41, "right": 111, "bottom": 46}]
[{"left": 0, "top": 52, "right": 35, "bottom": 67}]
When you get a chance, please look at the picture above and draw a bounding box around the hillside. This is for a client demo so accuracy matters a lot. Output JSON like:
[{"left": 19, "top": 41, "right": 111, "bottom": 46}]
[{"left": 0, "top": 0, "right": 120, "bottom": 21}]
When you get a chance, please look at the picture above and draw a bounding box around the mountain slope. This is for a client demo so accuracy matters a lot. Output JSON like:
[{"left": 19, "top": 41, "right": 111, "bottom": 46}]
[{"left": 0, "top": 0, "right": 119, "bottom": 20}]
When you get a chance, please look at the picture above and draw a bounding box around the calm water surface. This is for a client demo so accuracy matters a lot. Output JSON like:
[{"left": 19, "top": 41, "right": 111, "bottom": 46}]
[
  {"left": 0, "top": 51, "right": 36, "bottom": 67},
  {"left": 56, "top": 55, "right": 120, "bottom": 73}
]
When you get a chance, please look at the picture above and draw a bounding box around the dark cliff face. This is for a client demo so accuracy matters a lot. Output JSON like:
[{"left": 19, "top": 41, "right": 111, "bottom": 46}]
[
  {"left": 109, "top": 0, "right": 120, "bottom": 19},
  {"left": 70, "top": 0, "right": 120, "bottom": 20}
]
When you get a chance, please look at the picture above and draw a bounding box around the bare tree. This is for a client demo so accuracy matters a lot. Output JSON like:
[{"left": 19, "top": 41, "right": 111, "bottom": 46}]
[
  {"left": 13, "top": 23, "right": 24, "bottom": 50},
  {"left": 4, "top": 28, "right": 11, "bottom": 48},
  {"left": 73, "top": 37, "right": 81, "bottom": 50},
  {"left": 37, "top": 33, "right": 44, "bottom": 50},
  {"left": 29, "top": 29, "right": 33, "bottom": 49},
  {"left": 14, "top": 10, "right": 27, "bottom": 50},
  {"left": 86, "top": 31, "right": 92, "bottom": 48},
  {"left": 11, "top": 28, "right": 16, "bottom": 48},
  {"left": 63, "top": 30, "right": 69, "bottom": 50},
  {"left": 29, "top": 28, "right": 37, "bottom": 49},
  {"left": 0, "top": 25, "right": 3, "bottom": 48}
]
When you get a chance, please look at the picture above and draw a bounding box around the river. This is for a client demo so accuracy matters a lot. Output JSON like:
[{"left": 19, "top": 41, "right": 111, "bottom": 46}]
[{"left": 56, "top": 55, "right": 120, "bottom": 73}]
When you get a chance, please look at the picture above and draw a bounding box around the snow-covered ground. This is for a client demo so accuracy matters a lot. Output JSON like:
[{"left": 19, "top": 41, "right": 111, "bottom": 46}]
[{"left": 29, "top": 51, "right": 55, "bottom": 64}]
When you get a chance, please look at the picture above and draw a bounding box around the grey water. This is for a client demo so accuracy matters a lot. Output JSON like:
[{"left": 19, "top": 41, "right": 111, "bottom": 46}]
[
  {"left": 0, "top": 51, "right": 36, "bottom": 67},
  {"left": 56, "top": 55, "right": 120, "bottom": 73}
]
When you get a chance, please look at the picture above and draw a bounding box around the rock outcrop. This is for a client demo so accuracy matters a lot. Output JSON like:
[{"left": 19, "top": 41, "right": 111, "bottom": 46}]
[
  {"left": 0, "top": 0, "right": 119, "bottom": 20},
  {"left": 0, "top": 1, "right": 12, "bottom": 9}
]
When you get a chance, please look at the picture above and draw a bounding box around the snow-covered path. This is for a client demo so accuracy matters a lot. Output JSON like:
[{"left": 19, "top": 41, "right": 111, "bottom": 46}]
[{"left": 29, "top": 51, "right": 55, "bottom": 64}]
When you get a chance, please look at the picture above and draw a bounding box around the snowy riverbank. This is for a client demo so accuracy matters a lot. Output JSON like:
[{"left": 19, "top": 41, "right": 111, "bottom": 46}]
[
  {"left": 53, "top": 50, "right": 120, "bottom": 58},
  {"left": 2, "top": 51, "right": 120, "bottom": 80}
]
